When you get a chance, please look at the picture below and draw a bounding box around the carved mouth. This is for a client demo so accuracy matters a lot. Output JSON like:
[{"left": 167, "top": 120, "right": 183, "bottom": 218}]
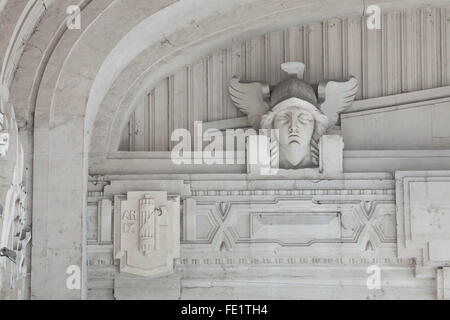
[{"left": 288, "top": 133, "right": 301, "bottom": 144}]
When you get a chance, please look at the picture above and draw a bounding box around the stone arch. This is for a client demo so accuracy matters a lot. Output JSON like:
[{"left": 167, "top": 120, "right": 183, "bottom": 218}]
[
  {"left": 1, "top": 0, "right": 448, "bottom": 299},
  {"left": 114, "top": 7, "right": 450, "bottom": 154}
]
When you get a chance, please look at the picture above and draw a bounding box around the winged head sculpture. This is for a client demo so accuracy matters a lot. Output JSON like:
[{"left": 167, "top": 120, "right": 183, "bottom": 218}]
[{"left": 229, "top": 62, "right": 358, "bottom": 169}]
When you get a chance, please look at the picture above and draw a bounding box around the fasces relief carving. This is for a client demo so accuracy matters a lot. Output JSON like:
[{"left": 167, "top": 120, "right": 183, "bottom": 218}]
[
  {"left": 114, "top": 191, "right": 180, "bottom": 277},
  {"left": 139, "top": 195, "right": 169, "bottom": 255}
]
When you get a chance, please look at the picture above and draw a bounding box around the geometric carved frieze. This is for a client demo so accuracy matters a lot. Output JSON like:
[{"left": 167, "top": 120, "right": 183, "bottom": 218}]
[
  {"left": 182, "top": 197, "right": 396, "bottom": 254},
  {"left": 191, "top": 188, "right": 395, "bottom": 197},
  {"left": 396, "top": 171, "right": 450, "bottom": 278},
  {"left": 114, "top": 191, "right": 180, "bottom": 277},
  {"left": 357, "top": 201, "right": 397, "bottom": 247},
  {"left": 316, "top": 199, "right": 396, "bottom": 248}
]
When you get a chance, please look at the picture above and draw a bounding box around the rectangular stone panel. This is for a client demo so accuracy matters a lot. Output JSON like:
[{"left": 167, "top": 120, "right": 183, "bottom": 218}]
[
  {"left": 409, "top": 181, "right": 450, "bottom": 242},
  {"left": 250, "top": 212, "right": 341, "bottom": 244},
  {"left": 396, "top": 171, "right": 450, "bottom": 276},
  {"left": 342, "top": 98, "right": 450, "bottom": 150}
]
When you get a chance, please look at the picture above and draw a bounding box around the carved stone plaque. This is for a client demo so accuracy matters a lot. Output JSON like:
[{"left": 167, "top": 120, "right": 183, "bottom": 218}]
[
  {"left": 396, "top": 171, "right": 450, "bottom": 278},
  {"left": 114, "top": 191, "right": 180, "bottom": 277}
]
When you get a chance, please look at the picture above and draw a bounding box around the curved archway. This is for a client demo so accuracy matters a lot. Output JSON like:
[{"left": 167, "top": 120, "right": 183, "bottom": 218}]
[{"left": 1, "top": 0, "right": 449, "bottom": 299}]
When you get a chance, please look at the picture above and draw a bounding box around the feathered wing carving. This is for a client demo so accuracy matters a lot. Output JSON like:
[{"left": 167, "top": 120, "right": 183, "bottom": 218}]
[
  {"left": 229, "top": 77, "right": 270, "bottom": 128},
  {"left": 318, "top": 76, "right": 358, "bottom": 127}
]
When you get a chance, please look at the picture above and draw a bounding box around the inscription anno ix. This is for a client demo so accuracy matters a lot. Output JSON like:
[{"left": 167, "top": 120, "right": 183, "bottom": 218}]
[{"left": 122, "top": 209, "right": 136, "bottom": 233}]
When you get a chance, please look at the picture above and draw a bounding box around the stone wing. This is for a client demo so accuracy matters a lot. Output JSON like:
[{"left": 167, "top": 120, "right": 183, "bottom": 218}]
[
  {"left": 229, "top": 77, "right": 270, "bottom": 128},
  {"left": 318, "top": 77, "right": 358, "bottom": 127}
]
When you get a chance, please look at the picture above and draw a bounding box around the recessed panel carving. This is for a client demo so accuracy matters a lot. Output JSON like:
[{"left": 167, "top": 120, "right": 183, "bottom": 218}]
[
  {"left": 250, "top": 212, "right": 341, "bottom": 245},
  {"left": 396, "top": 171, "right": 450, "bottom": 277},
  {"left": 114, "top": 191, "right": 180, "bottom": 277}
]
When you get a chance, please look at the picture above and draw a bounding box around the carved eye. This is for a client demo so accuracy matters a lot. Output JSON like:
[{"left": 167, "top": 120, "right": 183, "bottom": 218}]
[
  {"left": 276, "top": 114, "right": 289, "bottom": 123},
  {"left": 298, "top": 113, "right": 313, "bottom": 123}
]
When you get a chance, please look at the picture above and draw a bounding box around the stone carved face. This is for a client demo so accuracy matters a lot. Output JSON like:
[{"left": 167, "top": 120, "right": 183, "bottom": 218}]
[
  {"left": 229, "top": 61, "right": 358, "bottom": 170},
  {"left": 273, "top": 107, "right": 315, "bottom": 168},
  {"left": 260, "top": 98, "right": 329, "bottom": 169}
]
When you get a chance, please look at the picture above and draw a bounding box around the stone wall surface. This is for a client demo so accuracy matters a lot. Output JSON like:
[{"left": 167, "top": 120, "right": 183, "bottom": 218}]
[{"left": 0, "top": 0, "right": 450, "bottom": 300}]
